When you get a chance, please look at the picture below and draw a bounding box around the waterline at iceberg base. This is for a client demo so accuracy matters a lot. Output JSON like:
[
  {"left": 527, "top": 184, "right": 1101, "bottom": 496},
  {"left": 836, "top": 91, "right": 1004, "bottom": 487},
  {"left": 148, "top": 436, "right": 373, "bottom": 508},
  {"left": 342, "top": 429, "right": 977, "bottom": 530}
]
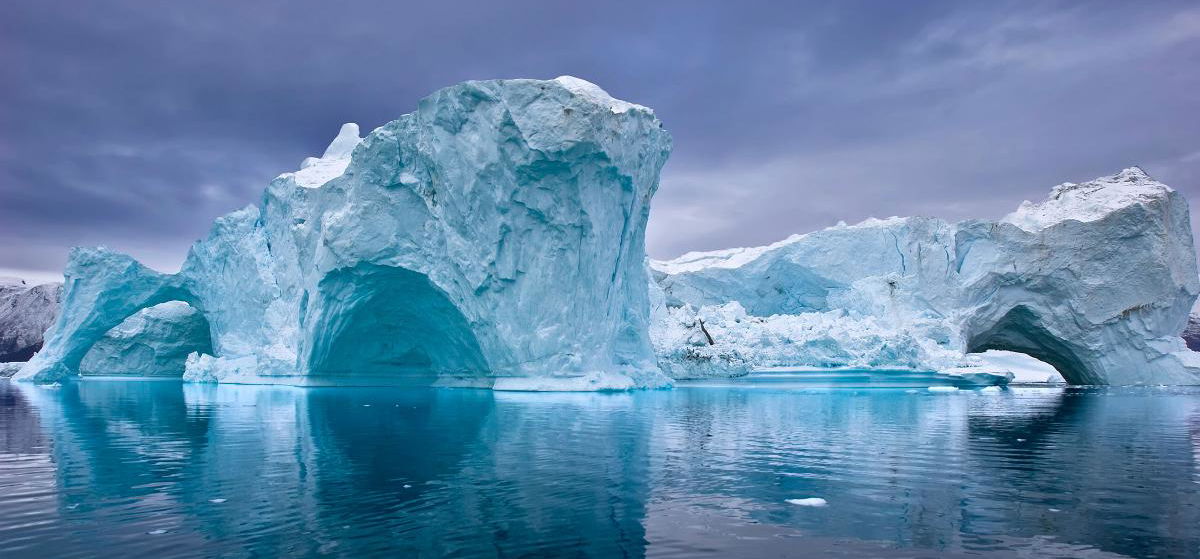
[{"left": 16, "top": 78, "right": 1200, "bottom": 388}]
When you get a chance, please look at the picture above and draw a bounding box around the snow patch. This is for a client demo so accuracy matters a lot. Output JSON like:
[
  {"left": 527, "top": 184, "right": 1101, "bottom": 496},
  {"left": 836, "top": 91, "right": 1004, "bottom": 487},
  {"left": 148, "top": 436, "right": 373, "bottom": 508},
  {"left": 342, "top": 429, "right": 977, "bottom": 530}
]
[{"left": 284, "top": 123, "right": 361, "bottom": 188}]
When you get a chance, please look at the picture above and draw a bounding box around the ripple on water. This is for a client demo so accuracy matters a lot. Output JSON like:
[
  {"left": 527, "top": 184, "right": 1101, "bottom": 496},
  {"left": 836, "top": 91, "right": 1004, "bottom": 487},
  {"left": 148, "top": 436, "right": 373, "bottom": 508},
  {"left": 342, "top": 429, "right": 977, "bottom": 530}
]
[{"left": 0, "top": 381, "right": 1198, "bottom": 557}]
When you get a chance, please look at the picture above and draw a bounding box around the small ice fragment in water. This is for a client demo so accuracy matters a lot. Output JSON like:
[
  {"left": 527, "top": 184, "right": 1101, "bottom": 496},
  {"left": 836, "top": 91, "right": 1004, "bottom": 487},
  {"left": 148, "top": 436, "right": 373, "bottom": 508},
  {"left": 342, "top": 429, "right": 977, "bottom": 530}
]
[
  {"left": 362, "top": 404, "right": 371, "bottom": 407},
  {"left": 787, "top": 498, "right": 827, "bottom": 507},
  {"left": 403, "top": 484, "right": 412, "bottom": 488},
  {"left": 148, "top": 529, "right": 168, "bottom": 535},
  {"left": 1049, "top": 508, "right": 1061, "bottom": 512},
  {"left": 980, "top": 385, "right": 1002, "bottom": 393},
  {"left": 905, "top": 389, "right": 919, "bottom": 394},
  {"left": 209, "top": 498, "right": 227, "bottom": 503},
  {"left": 1016, "top": 438, "right": 1026, "bottom": 442},
  {"left": 928, "top": 386, "right": 959, "bottom": 392}
]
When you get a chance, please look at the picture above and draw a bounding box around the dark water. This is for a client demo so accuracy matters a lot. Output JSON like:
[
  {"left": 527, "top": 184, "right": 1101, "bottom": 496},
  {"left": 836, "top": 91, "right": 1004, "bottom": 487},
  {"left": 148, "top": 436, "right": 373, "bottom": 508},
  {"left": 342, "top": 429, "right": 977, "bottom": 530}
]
[{"left": 1, "top": 380, "right": 1198, "bottom": 558}]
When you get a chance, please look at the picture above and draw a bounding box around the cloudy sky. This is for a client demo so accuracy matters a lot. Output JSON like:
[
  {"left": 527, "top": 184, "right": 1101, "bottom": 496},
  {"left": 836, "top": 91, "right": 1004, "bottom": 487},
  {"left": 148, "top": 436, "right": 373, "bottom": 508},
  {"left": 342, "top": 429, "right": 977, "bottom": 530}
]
[{"left": 1, "top": 1, "right": 1198, "bottom": 283}]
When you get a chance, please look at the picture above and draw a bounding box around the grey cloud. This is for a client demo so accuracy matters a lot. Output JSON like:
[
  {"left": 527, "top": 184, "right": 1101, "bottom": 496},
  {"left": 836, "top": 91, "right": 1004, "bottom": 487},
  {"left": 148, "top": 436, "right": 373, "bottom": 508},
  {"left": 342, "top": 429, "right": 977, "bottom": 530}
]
[{"left": 0, "top": 0, "right": 1197, "bottom": 277}]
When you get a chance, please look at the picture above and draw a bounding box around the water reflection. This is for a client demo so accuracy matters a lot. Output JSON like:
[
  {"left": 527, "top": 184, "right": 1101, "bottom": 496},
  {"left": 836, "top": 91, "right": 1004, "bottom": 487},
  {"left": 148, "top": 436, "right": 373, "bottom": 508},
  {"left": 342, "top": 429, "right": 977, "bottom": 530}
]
[{"left": 1, "top": 381, "right": 1198, "bottom": 558}]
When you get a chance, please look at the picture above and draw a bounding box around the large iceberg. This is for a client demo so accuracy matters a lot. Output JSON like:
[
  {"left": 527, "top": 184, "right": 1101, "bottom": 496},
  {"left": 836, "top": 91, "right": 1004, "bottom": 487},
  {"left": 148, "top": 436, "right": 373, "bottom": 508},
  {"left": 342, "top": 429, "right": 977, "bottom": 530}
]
[
  {"left": 651, "top": 168, "right": 1200, "bottom": 385},
  {"left": 17, "top": 77, "right": 672, "bottom": 389},
  {"left": 11, "top": 75, "right": 1199, "bottom": 388}
]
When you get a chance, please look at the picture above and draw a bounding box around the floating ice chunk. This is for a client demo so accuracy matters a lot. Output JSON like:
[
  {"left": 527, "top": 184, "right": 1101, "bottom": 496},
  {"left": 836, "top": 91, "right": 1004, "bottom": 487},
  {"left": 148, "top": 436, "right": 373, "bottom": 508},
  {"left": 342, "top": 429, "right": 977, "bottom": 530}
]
[
  {"left": 148, "top": 529, "right": 168, "bottom": 535},
  {"left": 787, "top": 498, "right": 828, "bottom": 507},
  {"left": 928, "top": 386, "right": 959, "bottom": 392},
  {"left": 208, "top": 498, "right": 227, "bottom": 503}
]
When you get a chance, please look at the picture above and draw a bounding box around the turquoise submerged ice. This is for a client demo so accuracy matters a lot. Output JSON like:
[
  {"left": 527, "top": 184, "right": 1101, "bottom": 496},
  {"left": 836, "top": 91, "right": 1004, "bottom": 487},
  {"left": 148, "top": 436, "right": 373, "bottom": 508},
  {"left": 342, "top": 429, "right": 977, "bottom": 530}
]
[{"left": 18, "top": 77, "right": 672, "bottom": 389}]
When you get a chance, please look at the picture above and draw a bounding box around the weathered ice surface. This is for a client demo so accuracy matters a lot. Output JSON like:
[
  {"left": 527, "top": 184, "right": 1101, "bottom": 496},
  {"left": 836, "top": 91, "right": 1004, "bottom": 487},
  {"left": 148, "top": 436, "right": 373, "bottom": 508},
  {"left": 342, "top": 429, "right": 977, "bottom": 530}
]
[
  {"left": 78, "top": 302, "right": 212, "bottom": 377},
  {"left": 18, "top": 77, "right": 672, "bottom": 389},
  {"left": 0, "top": 278, "right": 61, "bottom": 362},
  {"left": 652, "top": 168, "right": 1200, "bottom": 385}
]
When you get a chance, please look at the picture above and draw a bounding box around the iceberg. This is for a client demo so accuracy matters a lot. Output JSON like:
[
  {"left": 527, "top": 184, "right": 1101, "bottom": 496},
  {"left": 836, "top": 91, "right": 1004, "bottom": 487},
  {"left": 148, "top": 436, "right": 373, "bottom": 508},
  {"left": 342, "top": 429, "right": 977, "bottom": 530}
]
[
  {"left": 17, "top": 77, "right": 672, "bottom": 389},
  {"left": 11, "top": 75, "right": 1198, "bottom": 389},
  {"left": 651, "top": 168, "right": 1200, "bottom": 385}
]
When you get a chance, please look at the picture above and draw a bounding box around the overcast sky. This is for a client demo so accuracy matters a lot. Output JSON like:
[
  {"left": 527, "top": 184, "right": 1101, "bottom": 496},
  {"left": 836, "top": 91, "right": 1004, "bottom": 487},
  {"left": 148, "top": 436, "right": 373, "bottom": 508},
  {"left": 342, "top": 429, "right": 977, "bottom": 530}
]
[{"left": 2, "top": 1, "right": 1198, "bottom": 284}]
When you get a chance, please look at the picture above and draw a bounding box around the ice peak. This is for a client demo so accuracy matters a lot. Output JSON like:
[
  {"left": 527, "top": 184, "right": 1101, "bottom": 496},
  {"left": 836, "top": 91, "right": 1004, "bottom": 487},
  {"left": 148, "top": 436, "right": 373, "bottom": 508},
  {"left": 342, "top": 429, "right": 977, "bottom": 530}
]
[
  {"left": 288, "top": 123, "right": 362, "bottom": 188},
  {"left": 1004, "top": 168, "right": 1172, "bottom": 232},
  {"left": 322, "top": 123, "right": 361, "bottom": 159},
  {"left": 553, "top": 76, "right": 647, "bottom": 115}
]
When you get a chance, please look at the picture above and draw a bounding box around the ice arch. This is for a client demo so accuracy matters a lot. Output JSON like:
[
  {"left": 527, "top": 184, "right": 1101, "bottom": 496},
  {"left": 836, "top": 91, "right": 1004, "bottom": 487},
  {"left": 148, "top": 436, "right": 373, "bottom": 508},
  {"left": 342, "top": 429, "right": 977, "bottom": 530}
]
[
  {"left": 18, "top": 248, "right": 203, "bottom": 380},
  {"left": 303, "top": 264, "right": 489, "bottom": 385},
  {"left": 79, "top": 301, "right": 214, "bottom": 377},
  {"left": 965, "top": 306, "right": 1092, "bottom": 385}
]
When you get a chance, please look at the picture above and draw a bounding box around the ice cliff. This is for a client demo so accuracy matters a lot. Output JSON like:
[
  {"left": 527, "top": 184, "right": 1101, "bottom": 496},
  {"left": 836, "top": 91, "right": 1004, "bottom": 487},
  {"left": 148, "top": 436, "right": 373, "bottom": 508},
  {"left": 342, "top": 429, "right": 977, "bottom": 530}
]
[
  {"left": 0, "top": 278, "right": 60, "bottom": 363},
  {"left": 651, "top": 168, "right": 1200, "bottom": 385},
  {"left": 17, "top": 77, "right": 672, "bottom": 389}
]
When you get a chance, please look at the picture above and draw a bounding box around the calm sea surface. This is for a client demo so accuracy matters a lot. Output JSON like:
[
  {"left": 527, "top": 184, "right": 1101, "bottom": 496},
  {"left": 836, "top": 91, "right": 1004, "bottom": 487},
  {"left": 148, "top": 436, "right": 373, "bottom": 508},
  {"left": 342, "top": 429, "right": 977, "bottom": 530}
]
[{"left": 1, "top": 379, "right": 1198, "bottom": 558}]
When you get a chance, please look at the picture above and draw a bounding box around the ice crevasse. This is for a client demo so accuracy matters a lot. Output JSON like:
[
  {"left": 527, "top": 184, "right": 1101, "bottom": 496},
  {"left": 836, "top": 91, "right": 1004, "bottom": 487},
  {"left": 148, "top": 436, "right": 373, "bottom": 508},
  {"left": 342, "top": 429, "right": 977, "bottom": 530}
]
[{"left": 14, "top": 77, "right": 1200, "bottom": 388}]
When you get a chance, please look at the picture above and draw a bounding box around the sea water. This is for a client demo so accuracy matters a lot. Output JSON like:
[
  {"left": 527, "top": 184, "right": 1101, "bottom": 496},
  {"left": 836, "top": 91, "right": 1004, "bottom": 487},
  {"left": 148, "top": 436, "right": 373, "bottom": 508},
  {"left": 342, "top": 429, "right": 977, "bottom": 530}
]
[{"left": 0, "top": 379, "right": 1197, "bottom": 557}]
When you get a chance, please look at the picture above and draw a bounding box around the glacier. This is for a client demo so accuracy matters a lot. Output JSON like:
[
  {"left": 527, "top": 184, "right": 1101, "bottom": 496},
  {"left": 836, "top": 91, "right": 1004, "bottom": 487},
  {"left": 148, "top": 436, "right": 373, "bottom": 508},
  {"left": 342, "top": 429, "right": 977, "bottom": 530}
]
[
  {"left": 651, "top": 168, "right": 1200, "bottom": 385},
  {"left": 17, "top": 77, "right": 672, "bottom": 389},
  {"left": 0, "top": 278, "right": 61, "bottom": 363}
]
